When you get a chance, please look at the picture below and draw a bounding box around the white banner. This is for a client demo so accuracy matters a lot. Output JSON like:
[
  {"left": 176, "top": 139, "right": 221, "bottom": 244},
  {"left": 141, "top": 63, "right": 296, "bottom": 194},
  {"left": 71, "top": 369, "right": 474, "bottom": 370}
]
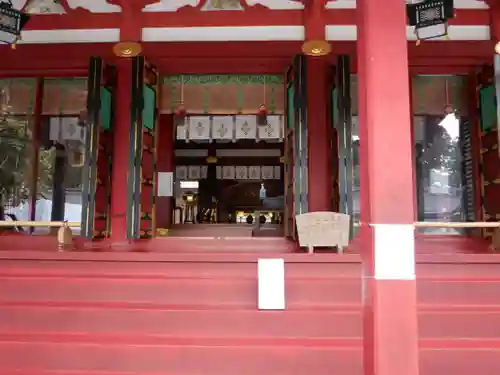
[
  {"left": 248, "top": 166, "right": 261, "bottom": 180},
  {"left": 175, "top": 165, "right": 281, "bottom": 180},
  {"left": 176, "top": 117, "right": 188, "bottom": 140},
  {"left": 222, "top": 166, "right": 235, "bottom": 179},
  {"left": 61, "top": 117, "right": 84, "bottom": 141},
  {"left": 188, "top": 165, "right": 201, "bottom": 180},
  {"left": 49, "top": 117, "right": 62, "bottom": 141},
  {"left": 235, "top": 115, "right": 257, "bottom": 140},
  {"left": 235, "top": 166, "right": 248, "bottom": 180},
  {"left": 212, "top": 116, "right": 234, "bottom": 141},
  {"left": 49, "top": 117, "right": 84, "bottom": 143},
  {"left": 261, "top": 166, "right": 274, "bottom": 180},
  {"left": 258, "top": 115, "right": 282, "bottom": 140},
  {"left": 274, "top": 165, "right": 281, "bottom": 179},
  {"left": 188, "top": 116, "right": 211, "bottom": 141},
  {"left": 175, "top": 165, "right": 188, "bottom": 180}
]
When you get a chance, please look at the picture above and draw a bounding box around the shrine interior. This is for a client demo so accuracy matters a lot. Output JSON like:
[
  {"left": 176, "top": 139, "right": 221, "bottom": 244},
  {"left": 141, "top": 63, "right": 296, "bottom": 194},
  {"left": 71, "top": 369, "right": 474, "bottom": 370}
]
[{"left": 167, "top": 75, "right": 286, "bottom": 237}]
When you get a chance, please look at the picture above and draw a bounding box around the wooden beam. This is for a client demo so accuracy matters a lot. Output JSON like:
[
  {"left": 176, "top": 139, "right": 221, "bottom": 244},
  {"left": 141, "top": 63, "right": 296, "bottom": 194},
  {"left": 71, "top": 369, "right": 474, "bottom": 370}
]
[{"left": 21, "top": 7, "right": 489, "bottom": 31}]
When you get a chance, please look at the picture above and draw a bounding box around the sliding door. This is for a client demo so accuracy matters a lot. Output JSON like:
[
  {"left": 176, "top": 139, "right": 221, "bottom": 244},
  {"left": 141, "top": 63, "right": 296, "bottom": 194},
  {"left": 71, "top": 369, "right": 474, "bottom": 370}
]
[
  {"left": 81, "top": 57, "right": 115, "bottom": 240},
  {"left": 284, "top": 55, "right": 309, "bottom": 239},
  {"left": 127, "top": 57, "right": 159, "bottom": 239},
  {"left": 334, "top": 55, "right": 355, "bottom": 237}
]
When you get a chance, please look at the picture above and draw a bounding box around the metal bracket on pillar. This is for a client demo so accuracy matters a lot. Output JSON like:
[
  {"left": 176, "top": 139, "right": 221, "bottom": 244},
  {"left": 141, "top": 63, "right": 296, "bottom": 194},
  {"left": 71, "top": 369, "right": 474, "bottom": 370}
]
[
  {"left": 301, "top": 0, "right": 331, "bottom": 56},
  {"left": 109, "top": 0, "right": 158, "bottom": 57}
]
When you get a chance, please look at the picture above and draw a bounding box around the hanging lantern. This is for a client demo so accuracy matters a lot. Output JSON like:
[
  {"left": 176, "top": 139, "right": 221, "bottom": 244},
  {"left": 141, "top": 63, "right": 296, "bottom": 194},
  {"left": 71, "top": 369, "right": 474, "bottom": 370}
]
[
  {"left": 174, "top": 75, "right": 186, "bottom": 119},
  {"left": 257, "top": 104, "right": 268, "bottom": 126},
  {"left": 174, "top": 102, "right": 186, "bottom": 118},
  {"left": 443, "top": 78, "right": 454, "bottom": 115},
  {"left": 257, "top": 79, "right": 268, "bottom": 125},
  {"left": 0, "top": 1, "right": 30, "bottom": 45},
  {"left": 406, "top": 0, "right": 455, "bottom": 42},
  {"left": 78, "top": 109, "right": 87, "bottom": 123}
]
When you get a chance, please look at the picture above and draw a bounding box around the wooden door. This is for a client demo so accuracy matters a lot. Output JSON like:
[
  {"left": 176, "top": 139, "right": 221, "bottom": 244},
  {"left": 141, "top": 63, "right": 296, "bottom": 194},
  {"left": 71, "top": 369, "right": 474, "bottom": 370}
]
[
  {"left": 80, "top": 57, "right": 115, "bottom": 240},
  {"left": 334, "top": 55, "right": 355, "bottom": 237},
  {"left": 127, "top": 56, "right": 160, "bottom": 239}
]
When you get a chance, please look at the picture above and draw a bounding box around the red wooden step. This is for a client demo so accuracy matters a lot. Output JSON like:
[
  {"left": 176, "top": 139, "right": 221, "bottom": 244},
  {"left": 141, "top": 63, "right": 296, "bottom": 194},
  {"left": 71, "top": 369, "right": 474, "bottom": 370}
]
[
  {"left": 0, "top": 257, "right": 361, "bottom": 279},
  {"left": 1, "top": 307, "right": 500, "bottom": 340},
  {"left": 0, "top": 252, "right": 499, "bottom": 375},
  {"left": 2, "top": 275, "right": 500, "bottom": 307},
  {"left": 0, "top": 341, "right": 499, "bottom": 375}
]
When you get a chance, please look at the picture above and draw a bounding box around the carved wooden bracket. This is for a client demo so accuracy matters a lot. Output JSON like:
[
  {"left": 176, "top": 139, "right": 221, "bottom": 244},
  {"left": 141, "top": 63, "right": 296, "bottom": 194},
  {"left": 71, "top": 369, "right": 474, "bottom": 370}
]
[
  {"left": 177, "top": 0, "right": 304, "bottom": 13},
  {"left": 291, "top": 0, "right": 328, "bottom": 8},
  {"left": 108, "top": 0, "right": 158, "bottom": 11},
  {"left": 56, "top": 0, "right": 78, "bottom": 14},
  {"left": 26, "top": 0, "right": 122, "bottom": 15}
]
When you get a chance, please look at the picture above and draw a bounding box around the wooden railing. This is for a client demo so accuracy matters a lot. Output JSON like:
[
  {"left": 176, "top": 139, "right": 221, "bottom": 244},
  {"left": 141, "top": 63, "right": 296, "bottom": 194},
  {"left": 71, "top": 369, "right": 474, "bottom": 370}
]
[
  {"left": 414, "top": 221, "right": 500, "bottom": 228},
  {"left": 0, "top": 220, "right": 80, "bottom": 249}
]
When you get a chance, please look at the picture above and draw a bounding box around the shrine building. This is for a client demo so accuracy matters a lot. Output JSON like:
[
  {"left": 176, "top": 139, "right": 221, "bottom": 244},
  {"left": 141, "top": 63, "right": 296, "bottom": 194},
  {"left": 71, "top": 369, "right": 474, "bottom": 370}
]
[{"left": 0, "top": 0, "right": 500, "bottom": 374}]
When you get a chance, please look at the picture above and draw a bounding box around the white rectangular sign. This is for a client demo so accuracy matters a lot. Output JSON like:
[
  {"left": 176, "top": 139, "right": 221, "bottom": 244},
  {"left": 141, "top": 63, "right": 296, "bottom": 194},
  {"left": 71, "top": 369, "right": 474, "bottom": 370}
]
[
  {"left": 257, "top": 258, "right": 285, "bottom": 310},
  {"left": 157, "top": 172, "right": 173, "bottom": 197}
]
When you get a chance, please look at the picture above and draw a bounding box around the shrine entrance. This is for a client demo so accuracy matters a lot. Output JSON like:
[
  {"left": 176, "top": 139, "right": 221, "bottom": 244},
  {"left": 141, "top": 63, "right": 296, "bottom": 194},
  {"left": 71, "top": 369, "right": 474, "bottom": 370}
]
[{"left": 163, "top": 74, "right": 286, "bottom": 238}]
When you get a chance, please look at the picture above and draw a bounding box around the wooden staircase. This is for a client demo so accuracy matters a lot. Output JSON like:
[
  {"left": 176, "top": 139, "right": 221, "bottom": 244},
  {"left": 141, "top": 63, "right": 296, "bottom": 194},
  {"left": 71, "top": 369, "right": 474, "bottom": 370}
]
[{"left": 0, "top": 251, "right": 499, "bottom": 374}]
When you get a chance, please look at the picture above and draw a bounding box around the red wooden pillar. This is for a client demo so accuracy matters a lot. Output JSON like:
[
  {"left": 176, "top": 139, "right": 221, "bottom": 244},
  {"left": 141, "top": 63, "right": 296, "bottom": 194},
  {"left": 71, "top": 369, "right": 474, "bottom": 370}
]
[
  {"left": 110, "top": 59, "right": 133, "bottom": 242},
  {"left": 156, "top": 115, "right": 175, "bottom": 228},
  {"left": 357, "top": 1, "right": 419, "bottom": 375},
  {"left": 303, "top": 0, "right": 331, "bottom": 212},
  {"left": 307, "top": 58, "right": 332, "bottom": 212}
]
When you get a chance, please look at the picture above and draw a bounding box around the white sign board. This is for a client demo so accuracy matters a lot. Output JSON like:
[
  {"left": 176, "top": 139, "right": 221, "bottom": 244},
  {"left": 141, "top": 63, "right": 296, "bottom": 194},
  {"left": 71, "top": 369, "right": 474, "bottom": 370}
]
[
  {"left": 157, "top": 172, "right": 173, "bottom": 197},
  {"left": 257, "top": 258, "right": 285, "bottom": 310},
  {"left": 296, "top": 212, "right": 350, "bottom": 253}
]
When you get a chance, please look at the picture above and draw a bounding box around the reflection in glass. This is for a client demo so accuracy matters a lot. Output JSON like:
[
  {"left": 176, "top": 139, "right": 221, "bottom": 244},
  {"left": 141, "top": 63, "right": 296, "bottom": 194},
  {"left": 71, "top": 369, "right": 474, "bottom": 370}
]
[
  {"left": 413, "top": 75, "right": 470, "bottom": 234},
  {"left": 415, "top": 113, "right": 465, "bottom": 234},
  {"left": 0, "top": 79, "right": 36, "bottom": 232},
  {"left": 33, "top": 78, "right": 88, "bottom": 234},
  {"left": 346, "top": 75, "right": 470, "bottom": 237},
  {"left": 33, "top": 116, "right": 86, "bottom": 234}
]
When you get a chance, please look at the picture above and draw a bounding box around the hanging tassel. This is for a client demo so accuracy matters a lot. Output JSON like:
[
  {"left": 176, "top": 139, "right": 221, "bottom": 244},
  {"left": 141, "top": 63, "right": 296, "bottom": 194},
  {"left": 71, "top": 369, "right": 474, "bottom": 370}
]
[
  {"left": 444, "top": 78, "right": 453, "bottom": 114},
  {"left": 174, "top": 75, "right": 186, "bottom": 118},
  {"left": 257, "top": 77, "right": 268, "bottom": 125}
]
